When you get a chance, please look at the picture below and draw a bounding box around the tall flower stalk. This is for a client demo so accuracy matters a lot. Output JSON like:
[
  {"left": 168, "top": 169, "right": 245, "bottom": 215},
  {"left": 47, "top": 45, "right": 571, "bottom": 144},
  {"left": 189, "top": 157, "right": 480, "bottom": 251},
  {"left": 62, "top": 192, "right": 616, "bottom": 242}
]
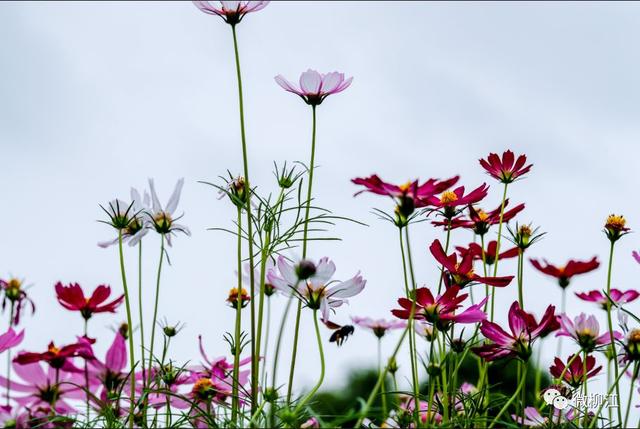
[
  {"left": 231, "top": 206, "right": 243, "bottom": 424},
  {"left": 117, "top": 230, "right": 136, "bottom": 428}
]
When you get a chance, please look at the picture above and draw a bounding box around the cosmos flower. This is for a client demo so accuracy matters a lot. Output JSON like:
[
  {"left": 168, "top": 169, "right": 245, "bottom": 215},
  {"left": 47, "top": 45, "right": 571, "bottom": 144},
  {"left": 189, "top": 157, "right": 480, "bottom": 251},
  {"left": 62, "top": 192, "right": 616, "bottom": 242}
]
[
  {"left": 556, "top": 313, "right": 621, "bottom": 352},
  {"left": 226, "top": 287, "right": 250, "bottom": 308},
  {"left": 192, "top": 1, "right": 269, "bottom": 25},
  {"left": 242, "top": 259, "right": 277, "bottom": 297},
  {"left": 507, "top": 222, "right": 546, "bottom": 251},
  {"left": 510, "top": 407, "right": 566, "bottom": 427},
  {"left": 550, "top": 354, "right": 602, "bottom": 387},
  {"left": 473, "top": 301, "right": 559, "bottom": 361},
  {"left": 423, "top": 184, "right": 489, "bottom": 219},
  {"left": 275, "top": 69, "right": 353, "bottom": 106},
  {"left": 456, "top": 241, "right": 520, "bottom": 265},
  {"left": 267, "top": 256, "right": 365, "bottom": 321},
  {"left": 87, "top": 331, "right": 128, "bottom": 400},
  {"left": 432, "top": 200, "right": 524, "bottom": 233},
  {"left": 148, "top": 178, "right": 190, "bottom": 246},
  {"left": 479, "top": 150, "right": 532, "bottom": 184},
  {"left": 529, "top": 257, "right": 599, "bottom": 289},
  {"left": 351, "top": 317, "right": 406, "bottom": 338},
  {"left": 55, "top": 282, "right": 124, "bottom": 320},
  {"left": 604, "top": 214, "right": 630, "bottom": 242},
  {"left": 0, "top": 277, "right": 35, "bottom": 325},
  {"left": 391, "top": 285, "right": 487, "bottom": 330},
  {"left": 0, "top": 327, "right": 24, "bottom": 354},
  {"left": 14, "top": 339, "right": 94, "bottom": 371},
  {"left": 351, "top": 175, "right": 459, "bottom": 219},
  {"left": 0, "top": 362, "right": 85, "bottom": 413},
  {"left": 575, "top": 289, "right": 640, "bottom": 309},
  {"left": 98, "top": 187, "right": 150, "bottom": 248},
  {"left": 429, "top": 239, "right": 514, "bottom": 288}
]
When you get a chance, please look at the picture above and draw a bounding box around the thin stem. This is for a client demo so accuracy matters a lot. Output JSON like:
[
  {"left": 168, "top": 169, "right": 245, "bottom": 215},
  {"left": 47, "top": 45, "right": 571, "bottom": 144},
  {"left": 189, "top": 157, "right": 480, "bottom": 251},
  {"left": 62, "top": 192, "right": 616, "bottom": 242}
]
[
  {"left": 489, "top": 363, "right": 527, "bottom": 428},
  {"left": 623, "top": 357, "right": 639, "bottom": 427},
  {"left": 231, "top": 207, "right": 243, "bottom": 424},
  {"left": 589, "top": 362, "right": 632, "bottom": 428},
  {"left": 378, "top": 338, "right": 388, "bottom": 420},
  {"left": 490, "top": 182, "right": 509, "bottom": 322},
  {"left": 517, "top": 248, "right": 524, "bottom": 308},
  {"left": 355, "top": 325, "right": 410, "bottom": 428},
  {"left": 287, "top": 105, "right": 318, "bottom": 404},
  {"left": 147, "top": 234, "right": 165, "bottom": 385},
  {"left": 254, "top": 228, "right": 272, "bottom": 403},
  {"left": 230, "top": 23, "right": 258, "bottom": 415},
  {"left": 270, "top": 295, "right": 293, "bottom": 425},
  {"left": 605, "top": 240, "right": 623, "bottom": 426},
  {"left": 261, "top": 297, "right": 271, "bottom": 389},
  {"left": 117, "top": 229, "right": 136, "bottom": 428},
  {"left": 294, "top": 309, "right": 325, "bottom": 413},
  {"left": 138, "top": 241, "right": 146, "bottom": 388}
]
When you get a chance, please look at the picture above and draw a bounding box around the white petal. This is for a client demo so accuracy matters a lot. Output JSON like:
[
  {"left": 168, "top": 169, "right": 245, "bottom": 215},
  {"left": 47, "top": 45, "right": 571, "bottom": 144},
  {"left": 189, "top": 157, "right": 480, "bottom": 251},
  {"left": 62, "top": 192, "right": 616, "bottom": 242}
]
[
  {"left": 278, "top": 256, "right": 298, "bottom": 286},
  {"left": 166, "top": 178, "right": 185, "bottom": 214},
  {"left": 328, "top": 274, "right": 365, "bottom": 298},
  {"left": 148, "top": 178, "right": 162, "bottom": 213},
  {"left": 299, "top": 69, "right": 321, "bottom": 94}
]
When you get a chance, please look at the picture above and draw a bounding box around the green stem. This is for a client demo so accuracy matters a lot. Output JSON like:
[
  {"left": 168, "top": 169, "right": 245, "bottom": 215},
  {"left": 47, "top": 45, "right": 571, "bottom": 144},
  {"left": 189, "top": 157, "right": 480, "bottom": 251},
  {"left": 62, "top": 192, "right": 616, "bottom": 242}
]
[
  {"left": 378, "top": 338, "right": 388, "bottom": 420},
  {"left": 294, "top": 310, "right": 325, "bottom": 413},
  {"left": 490, "top": 182, "right": 509, "bottom": 322},
  {"left": 231, "top": 207, "right": 243, "bottom": 424},
  {"left": 117, "top": 229, "right": 136, "bottom": 428},
  {"left": 230, "top": 23, "right": 258, "bottom": 416},
  {"left": 254, "top": 228, "right": 272, "bottom": 403},
  {"left": 489, "top": 363, "right": 527, "bottom": 428},
  {"left": 138, "top": 241, "right": 146, "bottom": 388},
  {"left": 287, "top": 105, "right": 318, "bottom": 404},
  {"left": 270, "top": 296, "right": 293, "bottom": 426},
  {"left": 589, "top": 362, "right": 632, "bottom": 428},
  {"left": 355, "top": 325, "right": 410, "bottom": 428},
  {"left": 147, "top": 234, "right": 165, "bottom": 384},
  {"left": 623, "top": 362, "right": 639, "bottom": 428},
  {"left": 605, "top": 240, "right": 623, "bottom": 426}
]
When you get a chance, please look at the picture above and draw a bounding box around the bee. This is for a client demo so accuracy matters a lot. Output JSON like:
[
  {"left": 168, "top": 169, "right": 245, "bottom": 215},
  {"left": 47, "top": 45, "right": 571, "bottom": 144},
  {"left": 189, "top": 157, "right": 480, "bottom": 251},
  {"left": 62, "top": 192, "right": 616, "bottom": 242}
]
[{"left": 328, "top": 324, "right": 355, "bottom": 346}]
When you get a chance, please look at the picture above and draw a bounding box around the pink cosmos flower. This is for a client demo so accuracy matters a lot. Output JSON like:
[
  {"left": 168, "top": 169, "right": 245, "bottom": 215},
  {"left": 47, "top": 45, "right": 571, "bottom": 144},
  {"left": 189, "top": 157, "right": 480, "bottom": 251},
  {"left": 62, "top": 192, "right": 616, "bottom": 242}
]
[
  {"left": 14, "top": 338, "right": 94, "bottom": 371},
  {"left": 192, "top": 1, "right": 269, "bottom": 25},
  {"left": 0, "top": 362, "right": 85, "bottom": 413},
  {"left": 275, "top": 69, "right": 353, "bottom": 106},
  {"left": 473, "top": 301, "right": 559, "bottom": 361},
  {"left": 550, "top": 353, "right": 602, "bottom": 387},
  {"left": 351, "top": 317, "right": 406, "bottom": 338},
  {"left": 430, "top": 239, "right": 514, "bottom": 288},
  {"left": 575, "top": 289, "right": 640, "bottom": 309},
  {"left": 391, "top": 285, "right": 487, "bottom": 330},
  {"left": 556, "top": 313, "right": 621, "bottom": 351},
  {"left": 480, "top": 150, "right": 532, "bottom": 184},
  {"left": 87, "top": 331, "right": 128, "bottom": 401},
  {"left": 268, "top": 256, "right": 365, "bottom": 322},
  {"left": 423, "top": 184, "right": 489, "bottom": 219},
  {"left": 455, "top": 241, "right": 520, "bottom": 265},
  {"left": 0, "top": 327, "right": 24, "bottom": 353},
  {"left": 511, "top": 407, "right": 567, "bottom": 427}
]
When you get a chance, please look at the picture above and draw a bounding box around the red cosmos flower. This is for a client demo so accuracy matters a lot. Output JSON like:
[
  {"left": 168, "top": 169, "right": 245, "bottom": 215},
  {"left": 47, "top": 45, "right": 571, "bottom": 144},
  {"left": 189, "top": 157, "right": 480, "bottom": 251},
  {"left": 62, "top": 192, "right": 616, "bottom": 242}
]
[
  {"left": 55, "top": 282, "right": 124, "bottom": 320},
  {"left": 550, "top": 354, "right": 602, "bottom": 387},
  {"left": 429, "top": 240, "right": 513, "bottom": 288},
  {"left": 423, "top": 184, "right": 489, "bottom": 219},
  {"left": 529, "top": 257, "right": 600, "bottom": 289},
  {"left": 391, "top": 285, "right": 486, "bottom": 330},
  {"left": 351, "top": 174, "right": 459, "bottom": 219},
  {"left": 479, "top": 150, "right": 532, "bottom": 184},
  {"left": 473, "top": 301, "right": 559, "bottom": 361},
  {"left": 456, "top": 241, "right": 520, "bottom": 265},
  {"left": 432, "top": 200, "right": 525, "bottom": 234},
  {"left": 15, "top": 338, "right": 95, "bottom": 370},
  {"left": 575, "top": 288, "right": 640, "bottom": 309}
]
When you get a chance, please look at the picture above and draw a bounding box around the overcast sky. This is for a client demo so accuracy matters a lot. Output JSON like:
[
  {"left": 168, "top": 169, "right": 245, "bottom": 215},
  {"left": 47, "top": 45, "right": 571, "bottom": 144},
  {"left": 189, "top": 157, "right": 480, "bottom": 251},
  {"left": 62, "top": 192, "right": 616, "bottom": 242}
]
[{"left": 2, "top": 0, "right": 640, "bottom": 415}]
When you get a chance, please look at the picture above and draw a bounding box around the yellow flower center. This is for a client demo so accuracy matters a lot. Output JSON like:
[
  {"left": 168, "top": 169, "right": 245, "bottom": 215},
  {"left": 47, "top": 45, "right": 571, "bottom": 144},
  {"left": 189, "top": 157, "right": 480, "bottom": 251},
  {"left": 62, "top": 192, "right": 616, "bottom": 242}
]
[
  {"left": 48, "top": 344, "right": 60, "bottom": 355},
  {"left": 628, "top": 329, "right": 640, "bottom": 344},
  {"left": 519, "top": 224, "right": 532, "bottom": 237},
  {"left": 398, "top": 181, "right": 412, "bottom": 193},
  {"left": 605, "top": 214, "right": 626, "bottom": 231},
  {"left": 440, "top": 190, "right": 458, "bottom": 204},
  {"left": 577, "top": 328, "right": 593, "bottom": 338},
  {"left": 228, "top": 287, "right": 248, "bottom": 300},
  {"left": 476, "top": 209, "right": 489, "bottom": 221},
  {"left": 7, "top": 279, "right": 21, "bottom": 290}
]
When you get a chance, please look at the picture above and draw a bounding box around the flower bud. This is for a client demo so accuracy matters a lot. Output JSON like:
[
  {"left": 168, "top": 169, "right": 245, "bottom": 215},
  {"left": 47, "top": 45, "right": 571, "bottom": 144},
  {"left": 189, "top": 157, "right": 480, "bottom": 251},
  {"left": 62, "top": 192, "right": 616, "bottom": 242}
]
[
  {"left": 604, "top": 214, "right": 629, "bottom": 242},
  {"left": 295, "top": 260, "right": 317, "bottom": 280}
]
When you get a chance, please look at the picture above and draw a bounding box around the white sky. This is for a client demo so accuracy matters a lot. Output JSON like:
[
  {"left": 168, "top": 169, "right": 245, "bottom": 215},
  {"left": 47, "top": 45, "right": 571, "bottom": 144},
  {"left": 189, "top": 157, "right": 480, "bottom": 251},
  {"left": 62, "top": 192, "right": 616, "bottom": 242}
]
[{"left": 2, "top": 0, "right": 640, "bottom": 418}]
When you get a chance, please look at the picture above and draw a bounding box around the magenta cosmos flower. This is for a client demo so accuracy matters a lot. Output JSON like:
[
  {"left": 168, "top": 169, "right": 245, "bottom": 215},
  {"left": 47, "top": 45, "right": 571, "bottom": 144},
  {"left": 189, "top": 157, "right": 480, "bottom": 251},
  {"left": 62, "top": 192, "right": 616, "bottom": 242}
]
[
  {"left": 268, "top": 256, "right": 365, "bottom": 322},
  {"left": 192, "top": 1, "right": 269, "bottom": 25},
  {"left": 430, "top": 239, "right": 514, "bottom": 288},
  {"left": 275, "top": 69, "right": 353, "bottom": 106},
  {"left": 0, "top": 362, "right": 85, "bottom": 414},
  {"left": 556, "top": 313, "right": 621, "bottom": 351},
  {"left": 432, "top": 199, "right": 524, "bottom": 233},
  {"left": 0, "top": 327, "right": 24, "bottom": 354},
  {"left": 456, "top": 241, "right": 520, "bottom": 265},
  {"left": 473, "top": 301, "right": 559, "bottom": 361},
  {"left": 391, "top": 285, "right": 487, "bottom": 330},
  {"left": 575, "top": 288, "right": 640, "bottom": 309},
  {"left": 55, "top": 282, "right": 124, "bottom": 320},
  {"left": 479, "top": 150, "right": 532, "bottom": 184},
  {"left": 87, "top": 331, "right": 128, "bottom": 401},
  {"left": 423, "top": 184, "right": 489, "bottom": 219},
  {"left": 530, "top": 256, "right": 600, "bottom": 289},
  {"left": 352, "top": 175, "right": 459, "bottom": 220},
  {"left": 550, "top": 353, "right": 601, "bottom": 387},
  {"left": 351, "top": 317, "right": 406, "bottom": 339}
]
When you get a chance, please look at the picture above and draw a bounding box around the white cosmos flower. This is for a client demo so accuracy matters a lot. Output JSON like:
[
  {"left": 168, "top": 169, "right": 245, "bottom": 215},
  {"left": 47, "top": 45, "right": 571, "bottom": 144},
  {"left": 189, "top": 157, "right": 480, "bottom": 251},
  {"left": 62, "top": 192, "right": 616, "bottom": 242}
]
[
  {"left": 148, "top": 178, "right": 191, "bottom": 246},
  {"left": 98, "top": 189, "right": 151, "bottom": 248},
  {"left": 267, "top": 255, "right": 366, "bottom": 322}
]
